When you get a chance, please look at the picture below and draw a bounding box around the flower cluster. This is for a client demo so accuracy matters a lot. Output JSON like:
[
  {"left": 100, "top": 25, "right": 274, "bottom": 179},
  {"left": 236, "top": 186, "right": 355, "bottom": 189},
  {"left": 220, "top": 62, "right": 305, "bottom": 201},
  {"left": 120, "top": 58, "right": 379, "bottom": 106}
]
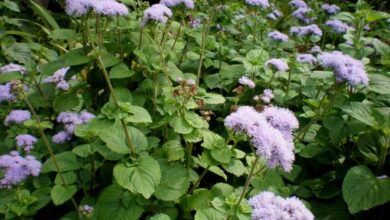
[
  {"left": 257, "top": 89, "right": 274, "bottom": 103},
  {"left": 267, "top": 10, "right": 283, "bottom": 20},
  {"left": 43, "top": 67, "right": 71, "bottom": 91},
  {"left": 4, "top": 110, "right": 31, "bottom": 126},
  {"left": 0, "top": 83, "right": 14, "bottom": 103},
  {"left": 141, "top": 4, "right": 173, "bottom": 27},
  {"left": 0, "top": 151, "right": 41, "bottom": 188},
  {"left": 0, "top": 63, "right": 27, "bottom": 75},
  {"left": 239, "top": 76, "right": 256, "bottom": 89},
  {"left": 297, "top": 54, "right": 317, "bottom": 65},
  {"left": 245, "top": 0, "right": 269, "bottom": 8},
  {"left": 266, "top": 59, "right": 289, "bottom": 72},
  {"left": 190, "top": 18, "right": 202, "bottom": 28},
  {"left": 79, "top": 204, "right": 94, "bottom": 216},
  {"left": 310, "top": 45, "right": 322, "bottom": 54},
  {"left": 53, "top": 111, "right": 95, "bottom": 144},
  {"left": 318, "top": 51, "right": 369, "bottom": 86},
  {"left": 290, "top": 24, "right": 322, "bottom": 37},
  {"left": 289, "top": 0, "right": 307, "bottom": 8},
  {"left": 225, "top": 106, "right": 298, "bottom": 172},
  {"left": 16, "top": 134, "right": 38, "bottom": 152},
  {"left": 292, "top": 7, "right": 313, "bottom": 23},
  {"left": 326, "top": 19, "right": 349, "bottom": 33},
  {"left": 249, "top": 191, "right": 314, "bottom": 220},
  {"left": 160, "top": 0, "right": 194, "bottom": 9},
  {"left": 321, "top": 3, "right": 340, "bottom": 15},
  {"left": 268, "top": 31, "right": 289, "bottom": 43},
  {"left": 65, "top": 0, "right": 128, "bottom": 17}
]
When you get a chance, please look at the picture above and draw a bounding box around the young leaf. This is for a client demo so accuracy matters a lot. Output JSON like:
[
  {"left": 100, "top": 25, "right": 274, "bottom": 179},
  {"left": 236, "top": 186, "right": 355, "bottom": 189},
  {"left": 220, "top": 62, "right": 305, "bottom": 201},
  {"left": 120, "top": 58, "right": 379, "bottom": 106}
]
[
  {"left": 155, "top": 161, "right": 190, "bottom": 201},
  {"left": 50, "top": 185, "right": 77, "bottom": 206}
]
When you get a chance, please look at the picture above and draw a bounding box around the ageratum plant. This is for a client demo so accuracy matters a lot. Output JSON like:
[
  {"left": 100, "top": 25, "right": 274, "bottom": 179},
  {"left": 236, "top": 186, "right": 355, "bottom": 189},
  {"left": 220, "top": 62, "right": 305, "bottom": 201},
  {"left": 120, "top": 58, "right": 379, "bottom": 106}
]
[{"left": 0, "top": 0, "right": 390, "bottom": 219}]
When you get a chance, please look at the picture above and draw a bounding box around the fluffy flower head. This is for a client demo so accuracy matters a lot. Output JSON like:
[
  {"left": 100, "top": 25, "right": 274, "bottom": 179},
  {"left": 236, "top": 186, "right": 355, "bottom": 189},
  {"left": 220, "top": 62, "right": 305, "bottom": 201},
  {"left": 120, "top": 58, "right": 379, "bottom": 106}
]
[
  {"left": 268, "top": 31, "right": 289, "bottom": 42},
  {"left": 0, "top": 63, "right": 27, "bottom": 75},
  {"left": 160, "top": 0, "right": 194, "bottom": 9},
  {"left": 266, "top": 59, "right": 289, "bottom": 72},
  {"left": 290, "top": 24, "right": 322, "bottom": 37},
  {"left": 141, "top": 4, "right": 173, "bottom": 27},
  {"left": 297, "top": 54, "right": 317, "bottom": 65},
  {"left": 245, "top": 0, "right": 269, "bottom": 8},
  {"left": 4, "top": 110, "right": 31, "bottom": 125},
  {"left": 239, "top": 76, "right": 256, "bottom": 89},
  {"left": 326, "top": 19, "right": 349, "bottom": 33}
]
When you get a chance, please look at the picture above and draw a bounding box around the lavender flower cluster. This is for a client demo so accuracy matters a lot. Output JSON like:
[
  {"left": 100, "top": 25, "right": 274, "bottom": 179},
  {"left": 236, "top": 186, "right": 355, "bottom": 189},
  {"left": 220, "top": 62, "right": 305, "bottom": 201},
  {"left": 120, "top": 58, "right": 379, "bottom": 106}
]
[
  {"left": 160, "top": 0, "right": 194, "bottom": 9},
  {"left": 257, "top": 89, "right": 274, "bottom": 104},
  {"left": 268, "top": 31, "right": 289, "bottom": 43},
  {"left": 289, "top": 0, "right": 307, "bottom": 8},
  {"left": 4, "top": 110, "right": 31, "bottom": 126},
  {"left": 0, "top": 151, "right": 41, "bottom": 188},
  {"left": 53, "top": 111, "right": 95, "bottom": 144},
  {"left": 292, "top": 7, "right": 313, "bottom": 24},
  {"left": 141, "top": 4, "right": 173, "bottom": 27},
  {"left": 0, "top": 83, "right": 14, "bottom": 103},
  {"left": 321, "top": 3, "right": 340, "bottom": 15},
  {"left": 267, "top": 10, "right": 283, "bottom": 20},
  {"left": 0, "top": 64, "right": 28, "bottom": 103},
  {"left": 43, "top": 67, "right": 71, "bottom": 91},
  {"left": 0, "top": 63, "right": 27, "bottom": 75},
  {"left": 16, "top": 134, "right": 38, "bottom": 152},
  {"left": 290, "top": 24, "right": 322, "bottom": 37},
  {"left": 249, "top": 191, "right": 314, "bottom": 220},
  {"left": 296, "top": 54, "right": 317, "bottom": 65},
  {"left": 65, "top": 0, "right": 128, "bottom": 17},
  {"left": 245, "top": 0, "right": 270, "bottom": 9},
  {"left": 266, "top": 59, "right": 289, "bottom": 72},
  {"left": 224, "top": 106, "right": 298, "bottom": 172},
  {"left": 318, "top": 51, "right": 369, "bottom": 86},
  {"left": 239, "top": 76, "right": 256, "bottom": 89},
  {"left": 325, "top": 19, "right": 349, "bottom": 33}
]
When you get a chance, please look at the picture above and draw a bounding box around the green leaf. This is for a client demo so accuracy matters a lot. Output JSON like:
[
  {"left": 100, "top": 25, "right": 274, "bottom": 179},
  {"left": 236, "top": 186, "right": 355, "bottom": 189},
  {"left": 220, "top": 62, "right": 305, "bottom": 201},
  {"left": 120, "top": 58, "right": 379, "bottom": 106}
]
[
  {"left": 50, "top": 185, "right": 77, "bottom": 206},
  {"left": 169, "top": 116, "right": 193, "bottom": 134},
  {"left": 195, "top": 208, "right": 225, "bottom": 220},
  {"left": 342, "top": 166, "right": 390, "bottom": 214},
  {"left": 113, "top": 155, "right": 161, "bottom": 198},
  {"left": 223, "top": 159, "right": 245, "bottom": 177},
  {"left": 101, "top": 53, "right": 120, "bottom": 68},
  {"left": 0, "top": 72, "right": 23, "bottom": 84},
  {"left": 101, "top": 102, "right": 152, "bottom": 123},
  {"left": 184, "top": 112, "right": 209, "bottom": 129},
  {"left": 162, "top": 140, "right": 185, "bottom": 161},
  {"left": 201, "top": 131, "right": 225, "bottom": 150},
  {"left": 29, "top": 0, "right": 59, "bottom": 30},
  {"left": 72, "top": 144, "right": 95, "bottom": 158},
  {"left": 150, "top": 213, "right": 171, "bottom": 220},
  {"left": 4, "top": 43, "right": 31, "bottom": 64},
  {"left": 110, "top": 63, "right": 134, "bottom": 79},
  {"left": 210, "top": 148, "right": 233, "bottom": 164},
  {"left": 49, "top": 29, "right": 78, "bottom": 40},
  {"left": 53, "top": 93, "right": 79, "bottom": 112},
  {"left": 3, "top": 0, "right": 19, "bottom": 12},
  {"left": 95, "top": 185, "right": 144, "bottom": 220},
  {"left": 155, "top": 161, "right": 190, "bottom": 201},
  {"left": 203, "top": 93, "right": 226, "bottom": 105},
  {"left": 368, "top": 74, "right": 390, "bottom": 95},
  {"left": 54, "top": 172, "right": 77, "bottom": 185},
  {"left": 42, "top": 152, "right": 82, "bottom": 173},
  {"left": 341, "top": 102, "right": 377, "bottom": 127}
]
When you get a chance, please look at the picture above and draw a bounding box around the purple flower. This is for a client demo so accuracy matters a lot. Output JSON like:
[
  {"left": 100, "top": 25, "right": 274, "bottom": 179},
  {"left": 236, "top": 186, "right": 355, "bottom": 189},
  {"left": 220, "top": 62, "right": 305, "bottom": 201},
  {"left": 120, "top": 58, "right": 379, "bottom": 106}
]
[
  {"left": 266, "top": 59, "right": 289, "bottom": 72},
  {"left": 52, "top": 131, "right": 73, "bottom": 144},
  {"left": 326, "top": 19, "right": 349, "bottom": 33},
  {"left": 65, "top": 0, "right": 92, "bottom": 16},
  {"left": 297, "top": 54, "right": 317, "bottom": 65},
  {"left": 0, "top": 83, "right": 14, "bottom": 103},
  {"left": 0, "top": 63, "right": 27, "bottom": 75},
  {"left": 260, "top": 89, "right": 274, "bottom": 103},
  {"left": 239, "top": 76, "right": 256, "bottom": 89},
  {"left": 292, "top": 7, "right": 313, "bottom": 23},
  {"left": 4, "top": 110, "right": 31, "bottom": 125},
  {"left": 249, "top": 191, "right": 314, "bottom": 220},
  {"left": 92, "top": 0, "right": 129, "bottom": 16},
  {"left": 224, "top": 106, "right": 295, "bottom": 171},
  {"left": 245, "top": 0, "right": 269, "bottom": 8},
  {"left": 321, "top": 3, "right": 340, "bottom": 15},
  {"left": 80, "top": 111, "right": 96, "bottom": 123},
  {"left": 290, "top": 24, "right": 322, "bottom": 37},
  {"left": 190, "top": 18, "right": 202, "bottom": 28},
  {"left": 79, "top": 204, "right": 94, "bottom": 216},
  {"left": 262, "top": 106, "right": 299, "bottom": 142},
  {"left": 310, "top": 45, "right": 322, "bottom": 54},
  {"left": 15, "top": 134, "right": 38, "bottom": 152},
  {"left": 0, "top": 151, "right": 41, "bottom": 188},
  {"left": 160, "top": 0, "right": 194, "bottom": 9},
  {"left": 289, "top": 0, "right": 307, "bottom": 8},
  {"left": 268, "top": 31, "right": 289, "bottom": 42},
  {"left": 318, "top": 51, "right": 369, "bottom": 86},
  {"left": 267, "top": 10, "right": 283, "bottom": 20},
  {"left": 141, "top": 4, "right": 173, "bottom": 27},
  {"left": 43, "top": 67, "right": 70, "bottom": 91}
]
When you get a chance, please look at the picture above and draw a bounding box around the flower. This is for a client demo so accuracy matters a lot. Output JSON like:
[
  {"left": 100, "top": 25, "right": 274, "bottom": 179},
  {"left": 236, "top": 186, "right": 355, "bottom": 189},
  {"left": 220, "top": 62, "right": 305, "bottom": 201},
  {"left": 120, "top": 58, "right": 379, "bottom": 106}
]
[
  {"left": 53, "top": 111, "right": 95, "bottom": 143},
  {"left": 92, "top": 0, "right": 129, "bottom": 16},
  {"left": 260, "top": 89, "right": 274, "bottom": 103},
  {"left": 0, "top": 83, "right": 14, "bottom": 103},
  {"left": 296, "top": 54, "right": 317, "bottom": 65},
  {"left": 268, "top": 31, "right": 289, "bottom": 42},
  {"left": 309, "top": 45, "right": 322, "bottom": 54},
  {"left": 4, "top": 110, "right": 31, "bottom": 125},
  {"left": 267, "top": 10, "right": 283, "bottom": 20},
  {"left": 292, "top": 7, "right": 313, "bottom": 23},
  {"left": 160, "top": 0, "right": 194, "bottom": 9},
  {"left": 266, "top": 59, "right": 289, "bottom": 72},
  {"left": 15, "top": 134, "right": 38, "bottom": 152},
  {"left": 262, "top": 106, "right": 299, "bottom": 141},
  {"left": 318, "top": 51, "right": 369, "bottom": 86},
  {"left": 321, "top": 3, "right": 340, "bottom": 15},
  {"left": 249, "top": 191, "right": 314, "bottom": 220},
  {"left": 288, "top": 0, "right": 307, "bottom": 8},
  {"left": 79, "top": 204, "right": 94, "bottom": 216},
  {"left": 0, "top": 63, "right": 27, "bottom": 75},
  {"left": 190, "top": 18, "right": 202, "bottom": 28},
  {"left": 43, "top": 67, "right": 71, "bottom": 91},
  {"left": 0, "top": 151, "right": 41, "bottom": 188},
  {"left": 245, "top": 0, "right": 269, "bottom": 8},
  {"left": 53, "top": 131, "right": 73, "bottom": 144},
  {"left": 141, "top": 4, "right": 173, "bottom": 27},
  {"left": 326, "top": 19, "right": 349, "bottom": 33},
  {"left": 239, "top": 76, "right": 256, "bottom": 89},
  {"left": 65, "top": 0, "right": 92, "bottom": 16},
  {"left": 290, "top": 24, "right": 322, "bottom": 37}
]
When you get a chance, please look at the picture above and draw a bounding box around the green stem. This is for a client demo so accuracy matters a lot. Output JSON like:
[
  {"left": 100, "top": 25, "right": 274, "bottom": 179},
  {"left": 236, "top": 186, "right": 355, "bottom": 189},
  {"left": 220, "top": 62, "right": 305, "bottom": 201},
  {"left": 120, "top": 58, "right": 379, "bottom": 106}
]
[
  {"left": 116, "top": 16, "right": 124, "bottom": 60},
  {"left": 196, "top": 10, "right": 213, "bottom": 86},
  {"left": 186, "top": 142, "right": 193, "bottom": 168},
  {"left": 286, "top": 68, "right": 292, "bottom": 94},
  {"left": 23, "top": 97, "right": 78, "bottom": 210},
  {"left": 138, "top": 27, "right": 144, "bottom": 50},
  {"left": 189, "top": 166, "right": 209, "bottom": 194},
  {"left": 171, "top": 21, "right": 183, "bottom": 51}
]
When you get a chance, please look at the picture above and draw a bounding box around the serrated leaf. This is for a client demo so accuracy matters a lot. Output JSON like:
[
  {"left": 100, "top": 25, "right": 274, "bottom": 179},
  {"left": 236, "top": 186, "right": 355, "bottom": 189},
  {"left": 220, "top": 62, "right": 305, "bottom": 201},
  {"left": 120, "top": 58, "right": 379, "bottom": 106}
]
[
  {"left": 195, "top": 208, "right": 225, "bottom": 220},
  {"left": 203, "top": 93, "right": 226, "bottom": 105},
  {"left": 53, "top": 93, "right": 79, "bottom": 112},
  {"left": 155, "top": 161, "right": 190, "bottom": 201},
  {"left": 342, "top": 166, "right": 390, "bottom": 214},
  {"left": 169, "top": 116, "right": 193, "bottom": 134},
  {"left": 4, "top": 43, "right": 31, "bottom": 64},
  {"left": 110, "top": 63, "right": 134, "bottom": 79},
  {"left": 184, "top": 112, "right": 209, "bottom": 129},
  {"left": 341, "top": 102, "right": 377, "bottom": 127},
  {"left": 72, "top": 144, "right": 95, "bottom": 158},
  {"left": 223, "top": 159, "right": 245, "bottom": 177},
  {"left": 150, "top": 213, "right": 171, "bottom": 220},
  {"left": 201, "top": 130, "right": 225, "bottom": 150},
  {"left": 113, "top": 155, "right": 161, "bottom": 199},
  {"left": 162, "top": 140, "right": 185, "bottom": 161},
  {"left": 50, "top": 185, "right": 77, "bottom": 206},
  {"left": 42, "top": 151, "right": 82, "bottom": 173},
  {"left": 210, "top": 148, "right": 233, "bottom": 164},
  {"left": 368, "top": 74, "right": 390, "bottom": 95}
]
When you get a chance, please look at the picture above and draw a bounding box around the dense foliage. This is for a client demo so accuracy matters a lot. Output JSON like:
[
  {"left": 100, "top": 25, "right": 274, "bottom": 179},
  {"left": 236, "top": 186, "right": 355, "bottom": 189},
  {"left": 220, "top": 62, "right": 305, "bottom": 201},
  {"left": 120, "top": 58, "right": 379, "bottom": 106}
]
[{"left": 1, "top": 0, "right": 390, "bottom": 219}]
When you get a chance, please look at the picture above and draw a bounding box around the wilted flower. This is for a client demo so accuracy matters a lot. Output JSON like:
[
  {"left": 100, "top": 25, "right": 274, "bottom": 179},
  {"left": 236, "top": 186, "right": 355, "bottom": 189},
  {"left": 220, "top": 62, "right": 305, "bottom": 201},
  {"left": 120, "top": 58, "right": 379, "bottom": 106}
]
[
  {"left": 296, "top": 54, "right": 317, "bottom": 65},
  {"left": 266, "top": 58, "right": 289, "bottom": 72},
  {"left": 290, "top": 24, "right": 322, "bottom": 37},
  {"left": 268, "top": 31, "right": 289, "bottom": 42},
  {"left": 245, "top": 0, "right": 269, "bottom": 8},
  {"left": 0, "top": 63, "right": 27, "bottom": 75},
  {"left": 239, "top": 76, "right": 256, "bottom": 89},
  {"left": 160, "top": 0, "right": 194, "bottom": 9},
  {"left": 4, "top": 110, "right": 31, "bottom": 125},
  {"left": 321, "top": 3, "right": 340, "bottom": 15},
  {"left": 141, "top": 4, "right": 173, "bottom": 27},
  {"left": 326, "top": 19, "right": 349, "bottom": 33},
  {"left": 249, "top": 191, "right": 314, "bottom": 220},
  {"left": 15, "top": 134, "right": 38, "bottom": 152},
  {"left": 0, "top": 151, "right": 41, "bottom": 188},
  {"left": 318, "top": 51, "right": 369, "bottom": 86}
]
